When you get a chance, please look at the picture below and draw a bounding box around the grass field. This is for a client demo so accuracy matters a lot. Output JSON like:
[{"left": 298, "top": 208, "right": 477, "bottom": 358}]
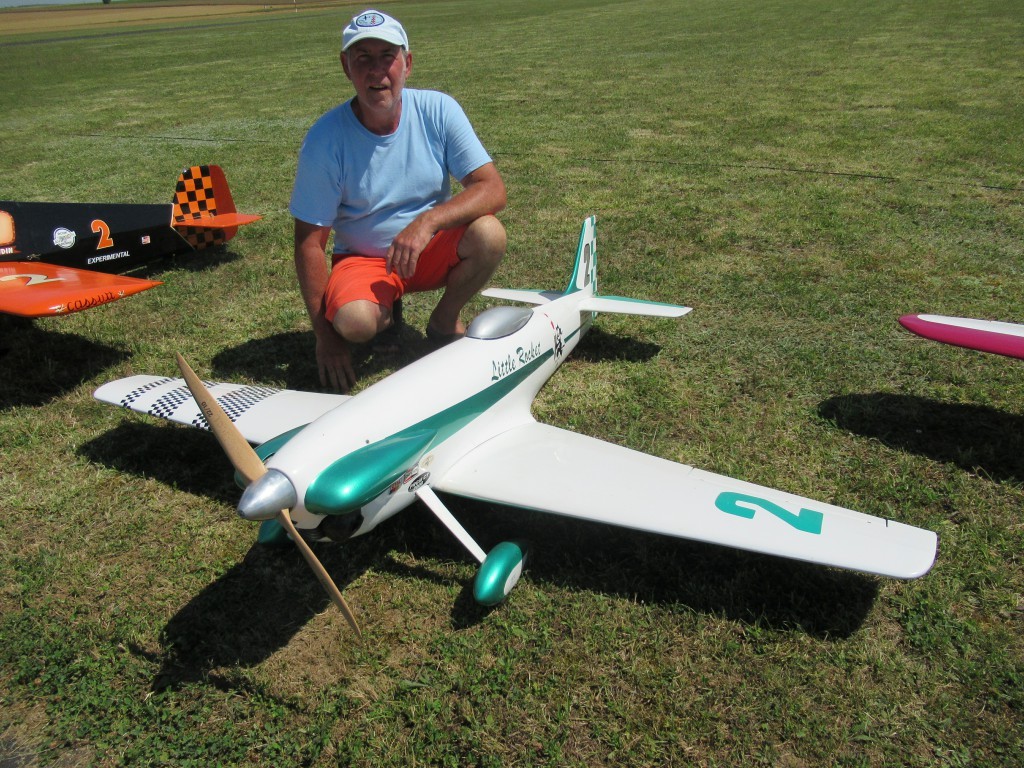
[{"left": 2, "top": 0, "right": 1023, "bottom": 765}]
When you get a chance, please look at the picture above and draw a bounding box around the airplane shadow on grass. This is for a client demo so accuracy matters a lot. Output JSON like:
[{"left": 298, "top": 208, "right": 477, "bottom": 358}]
[
  {"left": 126, "top": 244, "right": 242, "bottom": 280},
  {"left": 392, "top": 496, "right": 879, "bottom": 639},
  {"left": 139, "top": 499, "right": 879, "bottom": 693},
  {"left": 819, "top": 392, "right": 1024, "bottom": 483},
  {"left": 0, "top": 246, "right": 243, "bottom": 407},
  {"left": 0, "top": 317, "right": 129, "bottom": 408}
]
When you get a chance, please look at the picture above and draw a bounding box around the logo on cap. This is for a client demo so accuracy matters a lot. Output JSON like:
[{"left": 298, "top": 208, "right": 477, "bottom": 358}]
[{"left": 355, "top": 12, "right": 385, "bottom": 28}]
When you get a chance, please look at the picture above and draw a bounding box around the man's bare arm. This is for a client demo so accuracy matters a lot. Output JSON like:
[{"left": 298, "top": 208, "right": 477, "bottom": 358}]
[{"left": 294, "top": 219, "right": 356, "bottom": 391}]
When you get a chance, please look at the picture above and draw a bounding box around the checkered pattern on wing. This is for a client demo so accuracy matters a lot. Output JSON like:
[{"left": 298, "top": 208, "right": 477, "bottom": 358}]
[
  {"left": 216, "top": 386, "right": 279, "bottom": 422},
  {"left": 148, "top": 385, "right": 202, "bottom": 425},
  {"left": 118, "top": 377, "right": 175, "bottom": 408},
  {"left": 171, "top": 384, "right": 280, "bottom": 429}
]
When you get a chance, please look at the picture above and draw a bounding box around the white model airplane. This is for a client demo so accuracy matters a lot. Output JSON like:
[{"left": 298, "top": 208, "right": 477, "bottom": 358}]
[{"left": 96, "top": 217, "right": 938, "bottom": 635}]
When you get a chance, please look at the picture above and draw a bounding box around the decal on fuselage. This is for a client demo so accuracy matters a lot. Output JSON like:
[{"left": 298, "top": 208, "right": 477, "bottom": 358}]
[
  {"left": 390, "top": 466, "right": 421, "bottom": 495},
  {"left": 545, "top": 314, "right": 565, "bottom": 358},
  {"left": 491, "top": 340, "right": 545, "bottom": 382},
  {"left": 715, "top": 491, "right": 824, "bottom": 535},
  {"left": 407, "top": 472, "right": 431, "bottom": 493},
  {"left": 87, "top": 250, "right": 131, "bottom": 266},
  {"left": 0, "top": 210, "right": 16, "bottom": 255},
  {"left": 52, "top": 227, "right": 76, "bottom": 249},
  {"left": 91, "top": 219, "right": 114, "bottom": 250},
  {"left": 0, "top": 273, "right": 64, "bottom": 286}
]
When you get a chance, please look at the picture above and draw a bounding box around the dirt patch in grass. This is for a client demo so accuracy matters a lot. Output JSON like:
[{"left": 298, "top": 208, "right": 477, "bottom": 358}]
[{"left": 1, "top": 1, "right": 341, "bottom": 36}]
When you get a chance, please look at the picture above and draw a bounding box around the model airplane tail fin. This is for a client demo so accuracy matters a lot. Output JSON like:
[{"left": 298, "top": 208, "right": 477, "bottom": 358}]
[
  {"left": 568, "top": 216, "right": 691, "bottom": 318},
  {"left": 171, "top": 165, "right": 261, "bottom": 250},
  {"left": 482, "top": 216, "right": 691, "bottom": 317},
  {"left": 565, "top": 215, "right": 599, "bottom": 295}
]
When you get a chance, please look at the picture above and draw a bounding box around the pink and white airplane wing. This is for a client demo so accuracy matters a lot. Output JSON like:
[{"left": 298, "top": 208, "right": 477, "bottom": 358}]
[{"left": 899, "top": 314, "right": 1024, "bottom": 360}]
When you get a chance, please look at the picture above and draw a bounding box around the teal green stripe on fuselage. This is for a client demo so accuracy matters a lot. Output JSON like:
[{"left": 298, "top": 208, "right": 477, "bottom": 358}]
[
  {"left": 304, "top": 343, "right": 557, "bottom": 516},
  {"left": 305, "top": 428, "right": 437, "bottom": 515}
]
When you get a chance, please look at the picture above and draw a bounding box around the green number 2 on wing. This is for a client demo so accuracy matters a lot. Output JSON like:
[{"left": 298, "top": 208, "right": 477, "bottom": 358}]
[{"left": 715, "top": 491, "right": 824, "bottom": 535}]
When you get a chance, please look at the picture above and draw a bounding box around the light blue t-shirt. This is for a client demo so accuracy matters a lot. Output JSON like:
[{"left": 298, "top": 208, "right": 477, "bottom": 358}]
[{"left": 290, "top": 88, "right": 492, "bottom": 258}]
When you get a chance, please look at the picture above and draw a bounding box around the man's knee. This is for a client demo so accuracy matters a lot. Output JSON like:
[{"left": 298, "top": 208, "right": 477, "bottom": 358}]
[
  {"left": 332, "top": 300, "right": 385, "bottom": 344},
  {"left": 459, "top": 215, "right": 506, "bottom": 266}
]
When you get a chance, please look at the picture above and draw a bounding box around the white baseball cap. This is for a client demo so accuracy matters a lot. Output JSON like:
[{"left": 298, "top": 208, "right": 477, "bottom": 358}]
[{"left": 342, "top": 10, "right": 409, "bottom": 52}]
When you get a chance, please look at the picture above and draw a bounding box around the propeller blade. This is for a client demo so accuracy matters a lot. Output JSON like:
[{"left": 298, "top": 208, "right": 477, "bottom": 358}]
[
  {"left": 175, "top": 353, "right": 362, "bottom": 638},
  {"left": 276, "top": 512, "right": 362, "bottom": 637},
  {"left": 175, "top": 353, "right": 266, "bottom": 485}
]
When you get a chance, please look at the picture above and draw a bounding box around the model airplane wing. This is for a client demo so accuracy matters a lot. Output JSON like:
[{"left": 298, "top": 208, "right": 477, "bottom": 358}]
[
  {"left": 0, "top": 261, "right": 161, "bottom": 317},
  {"left": 899, "top": 314, "right": 1024, "bottom": 360},
  {"left": 94, "top": 375, "right": 350, "bottom": 445},
  {"left": 434, "top": 422, "right": 937, "bottom": 579}
]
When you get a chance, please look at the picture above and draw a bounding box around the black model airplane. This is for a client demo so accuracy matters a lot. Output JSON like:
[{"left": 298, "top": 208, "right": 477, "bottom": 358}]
[{"left": 0, "top": 165, "right": 260, "bottom": 318}]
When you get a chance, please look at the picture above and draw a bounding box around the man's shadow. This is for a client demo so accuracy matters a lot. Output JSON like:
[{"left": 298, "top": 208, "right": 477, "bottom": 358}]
[{"left": 819, "top": 392, "right": 1024, "bottom": 483}]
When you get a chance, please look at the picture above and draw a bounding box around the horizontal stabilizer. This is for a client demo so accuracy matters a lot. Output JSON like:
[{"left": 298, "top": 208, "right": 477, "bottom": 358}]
[
  {"left": 174, "top": 212, "right": 262, "bottom": 230},
  {"left": 435, "top": 423, "right": 937, "bottom": 580},
  {"left": 579, "top": 296, "right": 692, "bottom": 317},
  {"left": 171, "top": 165, "right": 260, "bottom": 248},
  {"left": 0, "top": 262, "right": 160, "bottom": 318},
  {"left": 899, "top": 314, "right": 1024, "bottom": 360},
  {"left": 94, "top": 375, "right": 350, "bottom": 445},
  {"left": 480, "top": 288, "right": 557, "bottom": 305}
]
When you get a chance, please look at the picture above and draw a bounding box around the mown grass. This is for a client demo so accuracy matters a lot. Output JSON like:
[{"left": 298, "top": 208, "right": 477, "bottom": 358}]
[{"left": 1, "top": 0, "right": 1023, "bottom": 765}]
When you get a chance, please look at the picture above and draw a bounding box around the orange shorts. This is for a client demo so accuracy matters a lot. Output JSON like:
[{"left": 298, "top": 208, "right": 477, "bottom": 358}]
[{"left": 325, "top": 226, "right": 466, "bottom": 322}]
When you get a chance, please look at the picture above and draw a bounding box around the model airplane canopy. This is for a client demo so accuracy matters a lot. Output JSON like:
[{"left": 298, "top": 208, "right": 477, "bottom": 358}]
[
  {"left": 96, "top": 217, "right": 938, "bottom": 630},
  {"left": 900, "top": 314, "right": 1024, "bottom": 360},
  {"left": 0, "top": 165, "right": 260, "bottom": 318}
]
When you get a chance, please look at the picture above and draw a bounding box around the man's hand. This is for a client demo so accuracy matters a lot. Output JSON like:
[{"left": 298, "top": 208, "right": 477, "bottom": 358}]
[
  {"left": 384, "top": 163, "right": 506, "bottom": 280},
  {"left": 385, "top": 215, "right": 436, "bottom": 279},
  {"left": 315, "top": 322, "right": 356, "bottom": 392}
]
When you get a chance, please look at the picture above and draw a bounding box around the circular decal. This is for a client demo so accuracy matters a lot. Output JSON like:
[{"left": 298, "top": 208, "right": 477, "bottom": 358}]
[
  {"left": 407, "top": 472, "right": 431, "bottom": 493},
  {"left": 52, "top": 227, "right": 76, "bottom": 249},
  {"left": 355, "top": 12, "right": 385, "bottom": 27}
]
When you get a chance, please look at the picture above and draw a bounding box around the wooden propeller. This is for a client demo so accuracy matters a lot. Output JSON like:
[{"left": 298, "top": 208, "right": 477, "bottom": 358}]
[{"left": 175, "top": 353, "right": 362, "bottom": 638}]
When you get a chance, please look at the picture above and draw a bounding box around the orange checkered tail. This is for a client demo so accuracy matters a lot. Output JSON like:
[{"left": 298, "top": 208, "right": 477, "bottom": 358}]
[{"left": 171, "top": 165, "right": 261, "bottom": 250}]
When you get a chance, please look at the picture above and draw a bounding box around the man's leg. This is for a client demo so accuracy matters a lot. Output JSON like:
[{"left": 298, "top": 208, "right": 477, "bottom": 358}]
[
  {"left": 326, "top": 255, "right": 402, "bottom": 345},
  {"left": 427, "top": 215, "right": 506, "bottom": 336}
]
